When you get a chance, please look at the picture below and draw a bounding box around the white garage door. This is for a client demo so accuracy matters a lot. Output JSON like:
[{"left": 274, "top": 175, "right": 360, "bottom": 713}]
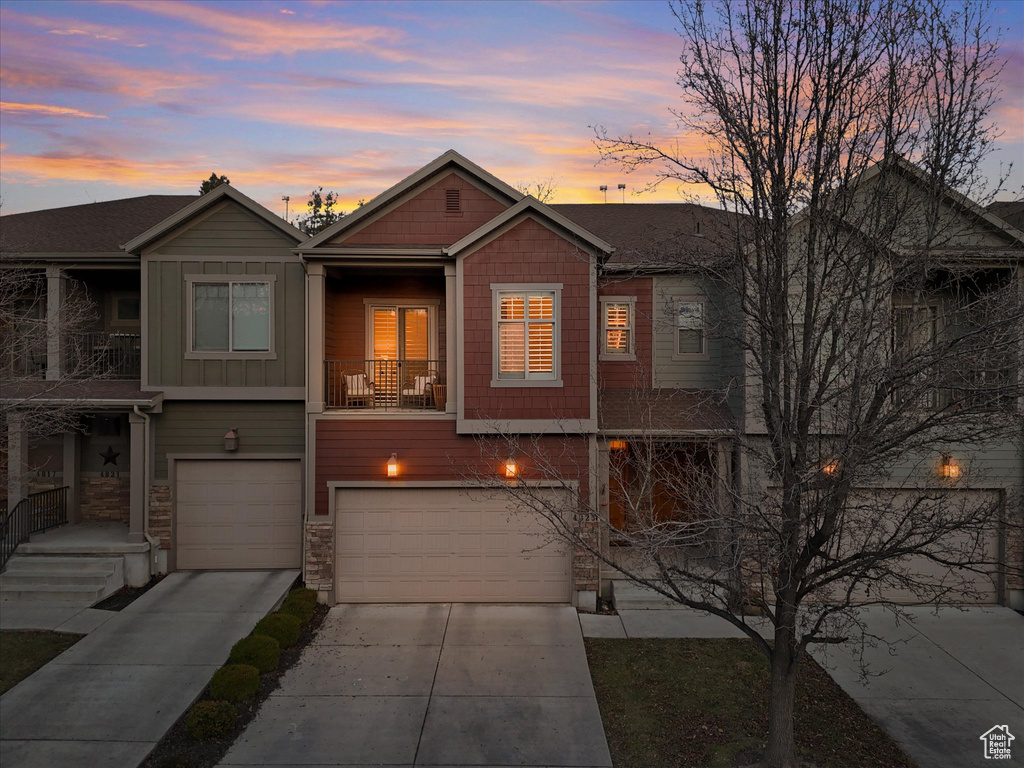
[
  {"left": 335, "top": 486, "right": 571, "bottom": 603},
  {"left": 176, "top": 459, "right": 302, "bottom": 570}
]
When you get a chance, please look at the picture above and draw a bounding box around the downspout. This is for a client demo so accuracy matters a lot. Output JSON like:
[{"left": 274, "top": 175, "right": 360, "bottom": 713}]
[{"left": 133, "top": 405, "right": 159, "bottom": 571}]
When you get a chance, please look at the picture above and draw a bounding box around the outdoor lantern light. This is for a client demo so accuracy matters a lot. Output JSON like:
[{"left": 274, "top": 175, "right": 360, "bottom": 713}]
[
  {"left": 386, "top": 453, "right": 399, "bottom": 478},
  {"left": 504, "top": 457, "right": 519, "bottom": 479},
  {"left": 822, "top": 460, "right": 839, "bottom": 476},
  {"left": 223, "top": 428, "right": 238, "bottom": 452},
  {"left": 939, "top": 454, "right": 960, "bottom": 479},
  {"left": 609, "top": 439, "right": 628, "bottom": 451}
]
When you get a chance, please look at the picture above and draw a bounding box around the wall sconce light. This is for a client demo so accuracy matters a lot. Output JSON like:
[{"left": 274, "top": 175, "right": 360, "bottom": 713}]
[
  {"left": 504, "top": 457, "right": 519, "bottom": 479},
  {"left": 223, "top": 428, "right": 238, "bottom": 452},
  {"left": 609, "top": 439, "right": 628, "bottom": 451},
  {"left": 386, "top": 453, "right": 399, "bottom": 478},
  {"left": 939, "top": 454, "right": 960, "bottom": 480},
  {"left": 822, "top": 460, "right": 838, "bottom": 476}
]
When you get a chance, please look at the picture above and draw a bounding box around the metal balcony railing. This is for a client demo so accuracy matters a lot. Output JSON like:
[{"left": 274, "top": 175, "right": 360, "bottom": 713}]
[
  {"left": 325, "top": 359, "right": 447, "bottom": 411},
  {"left": 1, "top": 331, "right": 142, "bottom": 380}
]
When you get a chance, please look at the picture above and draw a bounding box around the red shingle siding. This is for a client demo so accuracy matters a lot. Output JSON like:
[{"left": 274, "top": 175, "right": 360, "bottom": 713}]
[
  {"left": 598, "top": 277, "right": 652, "bottom": 388},
  {"left": 462, "top": 217, "right": 593, "bottom": 421},
  {"left": 336, "top": 173, "right": 508, "bottom": 247},
  {"left": 325, "top": 274, "right": 446, "bottom": 361},
  {"left": 313, "top": 419, "right": 588, "bottom": 516}
]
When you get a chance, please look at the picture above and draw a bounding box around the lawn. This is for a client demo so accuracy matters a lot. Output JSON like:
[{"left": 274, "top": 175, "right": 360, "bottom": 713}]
[
  {"left": 0, "top": 630, "right": 82, "bottom": 695},
  {"left": 586, "top": 638, "right": 916, "bottom": 768}
]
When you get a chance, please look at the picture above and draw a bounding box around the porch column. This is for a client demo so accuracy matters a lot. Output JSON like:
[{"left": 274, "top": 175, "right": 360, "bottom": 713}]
[
  {"left": 45, "top": 266, "right": 66, "bottom": 381},
  {"left": 63, "top": 430, "right": 82, "bottom": 524},
  {"left": 307, "top": 264, "right": 325, "bottom": 413},
  {"left": 128, "top": 412, "right": 146, "bottom": 543},
  {"left": 444, "top": 264, "right": 457, "bottom": 414},
  {"left": 6, "top": 411, "right": 29, "bottom": 510}
]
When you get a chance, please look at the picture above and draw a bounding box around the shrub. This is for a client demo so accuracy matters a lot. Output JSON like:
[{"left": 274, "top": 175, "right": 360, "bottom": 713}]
[
  {"left": 186, "top": 700, "right": 236, "bottom": 741},
  {"left": 254, "top": 612, "right": 301, "bottom": 649},
  {"left": 280, "top": 594, "right": 315, "bottom": 624},
  {"left": 209, "top": 664, "right": 260, "bottom": 702},
  {"left": 228, "top": 634, "right": 280, "bottom": 673}
]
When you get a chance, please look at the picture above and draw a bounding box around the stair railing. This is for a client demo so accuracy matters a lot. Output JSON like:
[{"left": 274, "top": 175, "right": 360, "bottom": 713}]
[{"left": 0, "top": 486, "right": 68, "bottom": 570}]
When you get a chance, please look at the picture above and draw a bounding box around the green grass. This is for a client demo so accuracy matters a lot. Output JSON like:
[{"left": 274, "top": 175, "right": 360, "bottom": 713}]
[
  {"left": 586, "top": 638, "right": 917, "bottom": 768},
  {"left": 0, "top": 630, "right": 82, "bottom": 695}
]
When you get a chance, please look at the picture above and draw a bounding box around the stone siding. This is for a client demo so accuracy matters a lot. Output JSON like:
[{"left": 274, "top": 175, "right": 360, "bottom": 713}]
[
  {"left": 80, "top": 476, "right": 130, "bottom": 523},
  {"left": 149, "top": 484, "right": 172, "bottom": 549},
  {"left": 573, "top": 517, "right": 600, "bottom": 594},
  {"left": 305, "top": 519, "right": 334, "bottom": 602}
]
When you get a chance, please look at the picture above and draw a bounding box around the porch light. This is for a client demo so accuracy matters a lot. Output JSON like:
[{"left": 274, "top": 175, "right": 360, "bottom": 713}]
[
  {"left": 386, "top": 453, "right": 399, "bottom": 478},
  {"left": 939, "top": 454, "right": 960, "bottom": 480},
  {"left": 504, "top": 457, "right": 519, "bottom": 479},
  {"left": 822, "top": 460, "right": 838, "bottom": 476},
  {"left": 223, "top": 428, "right": 238, "bottom": 452},
  {"left": 609, "top": 439, "right": 628, "bottom": 451}
]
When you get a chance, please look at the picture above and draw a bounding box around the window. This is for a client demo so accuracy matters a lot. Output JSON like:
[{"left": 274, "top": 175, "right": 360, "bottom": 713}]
[
  {"left": 676, "top": 300, "right": 705, "bottom": 355},
  {"left": 114, "top": 296, "right": 140, "bottom": 322},
  {"left": 190, "top": 279, "right": 272, "bottom": 354},
  {"left": 601, "top": 297, "right": 635, "bottom": 359},
  {"left": 494, "top": 288, "right": 558, "bottom": 382}
]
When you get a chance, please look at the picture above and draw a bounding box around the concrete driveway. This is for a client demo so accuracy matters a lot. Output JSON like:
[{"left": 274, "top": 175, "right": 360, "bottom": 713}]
[
  {"left": 0, "top": 570, "right": 297, "bottom": 768},
  {"left": 220, "top": 604, "right": 612, "bottom": 767},
  {"left": 812, "top": 606, "right": 1024, "bottom": 768}
]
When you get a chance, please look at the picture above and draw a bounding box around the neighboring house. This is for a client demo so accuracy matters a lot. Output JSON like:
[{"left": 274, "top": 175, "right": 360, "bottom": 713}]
[{"left": 1, "top": 150, "right": 1020, "bottom": 610}]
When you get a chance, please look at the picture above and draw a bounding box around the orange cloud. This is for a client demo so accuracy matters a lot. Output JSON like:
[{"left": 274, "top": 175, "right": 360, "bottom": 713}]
[
  {"left": 1, "top": 10, "right": 149, "bottom": 48},
  {"left": 236, "top": 103, "right": 480, "bottom": 137},
  {"left": 1, "top": 101, "right": 108, "bottom": 119}
]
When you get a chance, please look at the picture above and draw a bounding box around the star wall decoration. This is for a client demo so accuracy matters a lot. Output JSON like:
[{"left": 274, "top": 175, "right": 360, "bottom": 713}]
[{"left": 99, "top": 446, "right": 120, "bottom": 466}]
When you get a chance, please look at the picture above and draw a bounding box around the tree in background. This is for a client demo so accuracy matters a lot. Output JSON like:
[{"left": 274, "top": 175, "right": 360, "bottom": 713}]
[
  {"left": 198, "top": 173, "right": 230, "bottom": 195},
  {"left": 514, "top": 178, "right": 558, "bottom": 203},
  {"left": 295, "top": 187, "right": 344, "bottom": 235}
]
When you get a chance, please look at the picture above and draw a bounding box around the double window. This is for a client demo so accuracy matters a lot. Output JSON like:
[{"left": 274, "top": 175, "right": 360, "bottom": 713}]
[
  {"left": 190, "top": 278, "right": 273, "bottom": 354},
  {"left": 494, "top": 287, "right": 558, "bottom": 383}
]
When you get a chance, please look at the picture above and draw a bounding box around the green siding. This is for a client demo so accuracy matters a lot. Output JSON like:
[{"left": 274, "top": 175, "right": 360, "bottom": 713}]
[
  {"left": 145, "top": 202, "right": 304, "bottom": 389},
  {"left": 152, "top": 400, "right": 304, "bottom": 479}
]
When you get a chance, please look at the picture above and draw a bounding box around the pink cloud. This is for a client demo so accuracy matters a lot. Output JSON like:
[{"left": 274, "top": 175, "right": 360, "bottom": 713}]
[{"left": 1, "top": 101, "right": 108, "bottom": 119}]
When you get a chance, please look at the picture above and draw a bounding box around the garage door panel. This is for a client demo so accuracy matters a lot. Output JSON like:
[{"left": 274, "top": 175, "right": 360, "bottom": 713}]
[
  {"left": 335, "top": 487, "right": 570, "bottom": 603},
  {"left": 176, "top": 460, "right": 301, "bottom": 571}
]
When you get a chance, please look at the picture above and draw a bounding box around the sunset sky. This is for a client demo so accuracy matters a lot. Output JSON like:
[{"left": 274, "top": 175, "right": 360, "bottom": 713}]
[{"left": 1, "top": 0, "right": 1022, "bottom": 218}]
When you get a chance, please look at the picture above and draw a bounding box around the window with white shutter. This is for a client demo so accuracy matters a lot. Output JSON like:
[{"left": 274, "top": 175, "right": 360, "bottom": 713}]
[
  {"left": 601, "top": 297, "right": 635, "bottom": 358},
  {"left": 495, "top": 288, "right": 558, "bottom": 382}
]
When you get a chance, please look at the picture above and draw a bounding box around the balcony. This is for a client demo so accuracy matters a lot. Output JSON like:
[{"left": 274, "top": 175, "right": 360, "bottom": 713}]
[
  {"left": 3, "top": 331, "right": 141, "bottom": 380},
  {"left": 325, "top": 359, "right": 447, "bottom": 411}
]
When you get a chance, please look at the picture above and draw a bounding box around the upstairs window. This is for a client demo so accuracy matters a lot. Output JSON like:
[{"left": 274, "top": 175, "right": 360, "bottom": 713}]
[
  {"left": 676, "top": 300, "right": 705, "bottom": 355},
  {"left": 495, "top": 289, "right": 557, "bottom": 381},
  {"left": 601, "top": 297, "right": 635, "bottom": 359},
  {"left": 192, "top": 280, "right": 272, "bottom": 353}
]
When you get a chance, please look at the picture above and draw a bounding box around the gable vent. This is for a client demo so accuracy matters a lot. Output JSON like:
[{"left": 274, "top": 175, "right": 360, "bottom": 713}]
[{"left": 445, "top": 188, "right": 461, "bottom": 213}]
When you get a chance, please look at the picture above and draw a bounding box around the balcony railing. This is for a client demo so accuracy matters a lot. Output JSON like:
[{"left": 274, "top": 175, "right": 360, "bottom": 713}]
[
  {"left": 325, "top": 359, "right": 447, "bottom": 411},
  {"left": 1, "top": 486, "right": 68, "bottom": 570},
  {"left": 2, "top": 331, "right": 142, "bottom": 380}
]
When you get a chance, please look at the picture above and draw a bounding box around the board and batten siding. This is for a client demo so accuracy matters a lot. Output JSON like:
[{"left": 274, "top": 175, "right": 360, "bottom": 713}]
[
  {"left": 145, "top": 202, "right": 304, "bottom": 389},
  {"left": 152, "top": 401, "right": 305, "bottom": 479}
]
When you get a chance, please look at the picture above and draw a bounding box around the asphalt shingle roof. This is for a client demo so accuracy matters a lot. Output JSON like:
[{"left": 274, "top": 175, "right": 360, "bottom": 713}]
[
  {"left": 986, "top": 200, "right": 1024, "bottom": 233},
  {"left": 0, "top": 195, "right": 197, "bottom": 254}
]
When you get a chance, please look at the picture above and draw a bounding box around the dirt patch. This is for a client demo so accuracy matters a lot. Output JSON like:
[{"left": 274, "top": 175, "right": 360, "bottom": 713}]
[{"left": 140, "top": 601, "right": 330, "bottom": 768}]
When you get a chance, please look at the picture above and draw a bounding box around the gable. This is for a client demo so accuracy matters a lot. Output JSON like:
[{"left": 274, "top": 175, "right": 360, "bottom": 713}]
[
  {"left": 149, "top": 200, "right": 298, "bottom": 258},
  {"left": 330, "top": 171, "right": 509, "bottom": 248}
]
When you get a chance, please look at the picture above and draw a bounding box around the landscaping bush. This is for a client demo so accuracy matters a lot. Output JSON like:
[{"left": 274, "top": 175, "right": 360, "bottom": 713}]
[
  {"left": 228, "top": 634, "right": 280, "bottom": 673},
  {"left": 209, "top": 664, "right": 260, "bottom": 702},
  {"left": 254, "top": 612, "right": 301, "bottom": 649},
  {"left": 280, "top": 591, "right": 316, "bottom": 624},
  {"left": 186, "top": 700, "right": 236, "bottom": 741}
]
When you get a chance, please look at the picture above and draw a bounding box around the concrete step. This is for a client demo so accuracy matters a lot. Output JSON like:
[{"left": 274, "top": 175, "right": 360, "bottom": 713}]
[
  {"left": 611, "top": 580, "right": 689, "bottom": 610},
  {"left": 0, "top": 555, "right": 124, "bottom": 606}
]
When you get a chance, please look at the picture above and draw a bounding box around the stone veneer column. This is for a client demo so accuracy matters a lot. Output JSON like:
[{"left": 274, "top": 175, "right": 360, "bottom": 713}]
[
  {"left": 127, "top": 412, "right": 146, "bottom": 543},
  {"left": 304, "top": 518, "right": 334, "bottom": 603},
  {"left": 573, "top": 516, "right": 600, "bottom": 610}
]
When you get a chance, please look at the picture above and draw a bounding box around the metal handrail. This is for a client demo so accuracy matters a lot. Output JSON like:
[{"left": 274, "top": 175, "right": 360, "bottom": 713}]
[
  {"left": 1, "top": 486, "right": 68, "bottom": 570},
  {"left": 324, "top": 359, "right": 447, "bottom": 410}
]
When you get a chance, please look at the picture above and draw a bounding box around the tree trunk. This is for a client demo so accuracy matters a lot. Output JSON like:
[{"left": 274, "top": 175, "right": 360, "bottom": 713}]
[{"left": 764, "top": 642, "right": 798, "bottom": 768}]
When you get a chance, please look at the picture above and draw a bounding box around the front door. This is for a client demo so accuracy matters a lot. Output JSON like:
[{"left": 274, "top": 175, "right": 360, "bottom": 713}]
[{"left": 370, "top": 306, "right": 431, "bottom": 404}]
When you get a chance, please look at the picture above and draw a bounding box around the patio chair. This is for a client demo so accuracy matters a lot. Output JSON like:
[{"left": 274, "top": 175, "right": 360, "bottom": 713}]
[
  {"left": 400, "top": 370, "right": 436, "bottom": 409},
  {"left": 343, "top": 373, "right": 374, "bottom": 408}
]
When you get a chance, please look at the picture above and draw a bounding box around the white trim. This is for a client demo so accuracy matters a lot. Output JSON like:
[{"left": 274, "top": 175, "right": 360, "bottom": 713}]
[
  {"left": 184, "top": 274, "right": 277, "bottom": 360},
  {"left": 490, "top": 284, "right": 562, "bottom": 386},
  {"left": 361, "top": 300, "right": 440, "bottom": 364},
  {"left": 124, "top": 184, "right": 305, "bottom": 252},
  {"left": 301, "top": 150, "right": 524, "bottom": 249},
  {"left": 599, "top": 295, "right": 637, "bottom": 361},
  {"left": 668, "top": 296, "right": 709, "bottom": 360}
]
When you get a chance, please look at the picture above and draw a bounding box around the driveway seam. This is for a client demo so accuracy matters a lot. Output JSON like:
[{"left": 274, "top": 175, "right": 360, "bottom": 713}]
[
  {"left": 900, "top": 613, "right": 1024, "bottom": 710},
  {"left": 411, "top": 603, "right": 451, "bottom": 767}
]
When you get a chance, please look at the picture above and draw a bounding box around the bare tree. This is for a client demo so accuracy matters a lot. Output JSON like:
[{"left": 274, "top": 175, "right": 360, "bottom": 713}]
[
  {"left": 472, "top": 2, "right": 1023, "bottom": 766},
  {"left": 513, "top": 178, "right": 559, "bottom": 203}
]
